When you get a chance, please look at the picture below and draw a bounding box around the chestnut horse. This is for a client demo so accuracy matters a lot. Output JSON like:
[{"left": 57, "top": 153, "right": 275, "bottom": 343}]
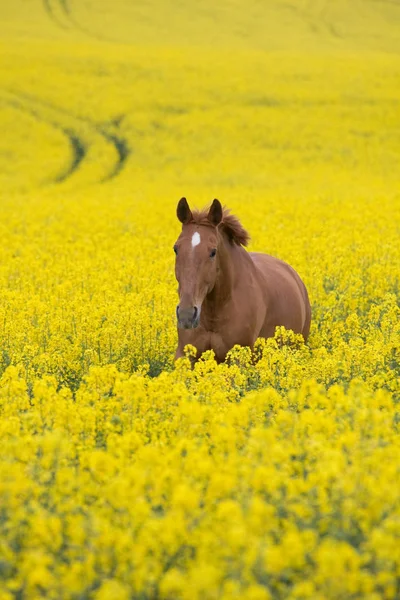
[{"left": 174, "top": 198, "right": 311, "bottom": 362}]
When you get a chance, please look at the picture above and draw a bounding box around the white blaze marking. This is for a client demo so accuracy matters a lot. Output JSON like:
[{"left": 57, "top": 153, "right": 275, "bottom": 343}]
[{"left": 191, "top": 232, "right": 201, "bottom": 248}]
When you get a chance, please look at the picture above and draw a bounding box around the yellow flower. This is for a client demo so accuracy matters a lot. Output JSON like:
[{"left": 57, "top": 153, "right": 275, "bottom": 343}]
[{"left": 93, "top": 580, "right": 130, "bottom": 600}]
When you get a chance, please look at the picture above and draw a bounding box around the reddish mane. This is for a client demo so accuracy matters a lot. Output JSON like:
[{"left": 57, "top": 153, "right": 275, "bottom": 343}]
[{"left": 190, "top": 206, "right": 250, "bottom": 247}]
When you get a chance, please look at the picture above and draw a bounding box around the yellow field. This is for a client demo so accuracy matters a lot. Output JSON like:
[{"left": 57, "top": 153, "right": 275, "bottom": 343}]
[{"left": 1, "top": 1, "right": 400, "bottom": 598}]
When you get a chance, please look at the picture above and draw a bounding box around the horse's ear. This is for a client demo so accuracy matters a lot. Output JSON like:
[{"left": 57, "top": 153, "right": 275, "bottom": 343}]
[
  {"left": 208, "top": 199, "right": 223, "bottom": 226},
  {"left": 177, "top": 197, "right": 193, "bottom": 224}
]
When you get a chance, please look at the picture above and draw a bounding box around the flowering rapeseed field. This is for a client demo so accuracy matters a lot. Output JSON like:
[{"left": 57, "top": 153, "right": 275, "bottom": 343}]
[{"left": 1, "top": 1, "right": 400, "bottom": 598}]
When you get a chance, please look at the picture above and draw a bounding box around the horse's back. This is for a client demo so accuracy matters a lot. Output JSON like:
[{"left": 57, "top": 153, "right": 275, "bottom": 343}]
[{"left": 249, "top": 252, "right": 311, "bottom": 340}]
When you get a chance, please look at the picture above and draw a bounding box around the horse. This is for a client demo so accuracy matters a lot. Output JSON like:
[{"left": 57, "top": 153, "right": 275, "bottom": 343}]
[{"left": 173, "top": 197, "right": 311, "bottom": 363}]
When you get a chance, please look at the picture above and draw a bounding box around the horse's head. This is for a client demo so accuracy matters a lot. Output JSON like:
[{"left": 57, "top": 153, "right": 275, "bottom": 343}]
[{"left": 174, "top": 197, "right": 223, "bottom": 329}]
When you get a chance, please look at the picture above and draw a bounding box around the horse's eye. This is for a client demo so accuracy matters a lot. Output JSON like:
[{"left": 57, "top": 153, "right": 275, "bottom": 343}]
[
  {"left": 173, "top": 245, "right": 178, "bottom": 255},
  {"left": 210, "top": 248, "right": 217, "bottom": 258}
]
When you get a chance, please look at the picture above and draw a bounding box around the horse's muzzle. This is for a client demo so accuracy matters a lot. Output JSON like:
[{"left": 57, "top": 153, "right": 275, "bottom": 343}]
[{"left": 176, "top": 305, "right": 200, "bottom": 329}]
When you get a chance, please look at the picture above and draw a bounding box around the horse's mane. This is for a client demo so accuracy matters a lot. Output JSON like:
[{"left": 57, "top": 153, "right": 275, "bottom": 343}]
[{"left": 190, "top": 207, "right": 250, "bottom": 247}]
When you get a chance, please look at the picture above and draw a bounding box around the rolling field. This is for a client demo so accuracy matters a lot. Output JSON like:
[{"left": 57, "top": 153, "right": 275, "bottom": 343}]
[{"left": 1, "top": 1, "right": 400, "bottom": 598}]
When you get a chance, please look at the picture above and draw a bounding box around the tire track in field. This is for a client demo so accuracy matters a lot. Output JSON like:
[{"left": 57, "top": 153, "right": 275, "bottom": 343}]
[
  {"left": 282, "top": 0, "right": 344, "bottom": 40},
  {"left": 61, "top": 0, "right": 106, "bottom": 40},
  {"left": 42, "top": 0, "right": 69, "bottom": 30},
  {"left": 58, "top": 0, "right": 113, "bottom": 42},
  {"left": 317, "top": 0, "right": 344, "bottom": 39},
  {"left": 96, "top": 114, "right": 131, "bottom": 182},
  {"left": 1, "top": 92, "right": 87, "bottom": 183},
  {"left": 281, "top": 2, "right": 321, "bottom": 36},
  {"left": 99, "top": 129, "right": 130, "bottom": 182},
  {"left": 42, "top": 0, "right": 107, "bottom": 41},
  {"left": 7, "top": 89, "right": 131, "bottom": 183},
  {"left": 59, "top": 0, "right": 71, "bottom": 15}
]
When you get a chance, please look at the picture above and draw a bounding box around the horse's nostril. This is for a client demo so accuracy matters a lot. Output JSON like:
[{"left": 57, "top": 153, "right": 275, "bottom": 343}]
[{"left": 176, "top": 304, "right": 199, "bottom": 327}]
